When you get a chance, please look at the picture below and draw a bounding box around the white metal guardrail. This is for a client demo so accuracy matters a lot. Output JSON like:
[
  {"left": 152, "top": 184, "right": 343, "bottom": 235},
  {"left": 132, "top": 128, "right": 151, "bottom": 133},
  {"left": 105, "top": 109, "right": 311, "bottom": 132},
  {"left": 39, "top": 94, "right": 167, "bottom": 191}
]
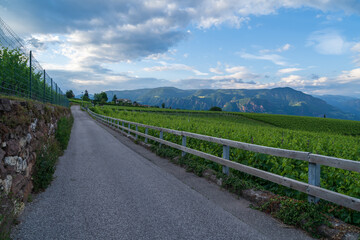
[{"left": 86, "top": 108, "right": 360, "bottom": 211}]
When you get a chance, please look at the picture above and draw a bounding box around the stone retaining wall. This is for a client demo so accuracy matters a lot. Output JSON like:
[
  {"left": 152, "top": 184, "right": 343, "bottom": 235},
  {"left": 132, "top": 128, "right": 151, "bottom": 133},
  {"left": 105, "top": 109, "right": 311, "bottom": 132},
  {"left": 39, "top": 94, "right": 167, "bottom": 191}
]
[{"left": 0, "top": 97, "right": 70, "bottom": 203}]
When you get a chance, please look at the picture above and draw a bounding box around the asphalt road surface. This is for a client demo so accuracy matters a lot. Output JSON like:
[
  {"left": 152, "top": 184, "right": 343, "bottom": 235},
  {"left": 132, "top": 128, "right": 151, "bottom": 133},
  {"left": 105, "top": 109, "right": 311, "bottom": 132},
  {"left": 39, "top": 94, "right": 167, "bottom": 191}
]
[{"left": 13, "top": 105, "right": 312, "bottom": 240}]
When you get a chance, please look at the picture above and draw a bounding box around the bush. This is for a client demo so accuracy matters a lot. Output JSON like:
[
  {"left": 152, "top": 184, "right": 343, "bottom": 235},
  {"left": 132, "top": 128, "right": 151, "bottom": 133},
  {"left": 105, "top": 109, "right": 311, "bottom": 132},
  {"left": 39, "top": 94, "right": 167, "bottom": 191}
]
[
  {"left": 55, "top": 116, "right": 74, "bottom": 151},
  {"left": 33, "top": 115, "right": 73, "bottom": 192},
  {"left": 33, "top": 139, "right": 61, "bottom": 192},
  {"left": 209, "top": 106, "right": 222, "bottom": 111}
]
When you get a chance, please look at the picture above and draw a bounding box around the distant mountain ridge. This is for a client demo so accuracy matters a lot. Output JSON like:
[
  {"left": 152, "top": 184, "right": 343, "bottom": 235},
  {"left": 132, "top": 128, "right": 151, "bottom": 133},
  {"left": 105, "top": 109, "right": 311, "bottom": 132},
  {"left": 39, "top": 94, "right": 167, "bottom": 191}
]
[
  {"left": 106, "top": 87, "right": 359, "bottom": 120},
  {"left": 315, "top": 95, "right": 360, "bottom": 120}
]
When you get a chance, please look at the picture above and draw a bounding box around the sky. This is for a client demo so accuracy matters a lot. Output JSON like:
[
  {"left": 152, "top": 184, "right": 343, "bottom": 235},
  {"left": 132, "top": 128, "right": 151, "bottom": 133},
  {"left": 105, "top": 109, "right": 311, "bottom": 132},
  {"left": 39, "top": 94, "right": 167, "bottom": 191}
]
[{"left": 1, "top": 0, "right": 360, "bottom": 97}]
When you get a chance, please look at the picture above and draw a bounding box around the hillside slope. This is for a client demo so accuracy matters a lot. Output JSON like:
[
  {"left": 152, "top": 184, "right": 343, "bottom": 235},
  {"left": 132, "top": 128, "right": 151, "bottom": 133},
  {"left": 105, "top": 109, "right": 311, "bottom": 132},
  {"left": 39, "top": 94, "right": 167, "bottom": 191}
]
[{"left": 106, "top": 87, "right": 356, "bottom": 120}]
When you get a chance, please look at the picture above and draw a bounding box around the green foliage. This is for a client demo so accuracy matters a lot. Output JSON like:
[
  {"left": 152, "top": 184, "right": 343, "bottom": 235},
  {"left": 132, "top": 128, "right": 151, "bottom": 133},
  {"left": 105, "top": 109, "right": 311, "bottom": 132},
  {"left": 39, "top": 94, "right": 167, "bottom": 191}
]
[
  {"left": 240, "top": 113, "right": 360, "bottom": 136},
  {"left": 33, "top": 115, "right": 73, "bottom": 192},
  {"left": 260, "top": 197, "right": 327, "bottom": 237},
  {"left": 112, "top": 94, "right": 117, "bottom": 103},
  {"left": 209, "top": 106, "right": 222, "bottom": 111},
  {"left": 94, "top": 91, "right": 108, "bottom": 104},
  {"left": 82, "top": 90, "right": 90, "bottom": 102},
  {"left": 91, "top": 105, "right": 360, "bottom": 225},
  {"left": 66, "top": 90, "right": 75, "bottom": 99},
  {"left": 0, "top": 47, "right": 68, "bottom": 106},
  {"left": 33, "top": 138, "right": 61, "bottom": 192},
  {"left": 55, "top": 116, "right": 74, "bottom": 151}
]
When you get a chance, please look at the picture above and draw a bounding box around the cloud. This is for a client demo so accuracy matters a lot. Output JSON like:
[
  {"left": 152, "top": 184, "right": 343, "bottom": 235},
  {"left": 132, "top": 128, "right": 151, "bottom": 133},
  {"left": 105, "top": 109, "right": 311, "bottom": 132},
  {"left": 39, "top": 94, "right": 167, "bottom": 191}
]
[
  {"left": 337, "top": 68, "right": 360, "bottom": 83},
  {"left": 277, "top": 68, "right": 303, "bottom": 74},
  {"left": 307, "top": 30, "right": 351, "bottom": 55},
  {"left": 260, "top": 43, "right": 291, "bottom": 53},
  {"left": 144, "top": 62, "right": 208, "bottom": 76},
  {"left": 210, "top": 66, "right": 259, "bottom": 81},
  {"left": 239, "top": 52, "right": 288, "bottom": 66},
  {"left": 351, "top": 42, "right": 360, "bottom": 66}
]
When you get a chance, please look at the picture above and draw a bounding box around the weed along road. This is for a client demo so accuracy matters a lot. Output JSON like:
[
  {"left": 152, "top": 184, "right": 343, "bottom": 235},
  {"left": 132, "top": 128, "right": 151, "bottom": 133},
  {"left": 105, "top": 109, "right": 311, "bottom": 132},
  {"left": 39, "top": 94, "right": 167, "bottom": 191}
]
[{"left": 13, "top": 105, "right": 312, "bottom": 240}]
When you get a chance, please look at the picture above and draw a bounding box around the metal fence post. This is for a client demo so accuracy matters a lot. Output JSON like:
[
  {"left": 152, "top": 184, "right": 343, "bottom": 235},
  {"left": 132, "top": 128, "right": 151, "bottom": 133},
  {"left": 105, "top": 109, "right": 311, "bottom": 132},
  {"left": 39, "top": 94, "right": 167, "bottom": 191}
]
[
  {"left": 50, "top": 78, "right": 53, "bottom": 104},
  {"left": 29, "top": 51, "right": 32, "bottom": 98},
  {"left": 182, "top": 136, "right": 186, "bottom": 157},
  {"left": 308, "top": 160, "right": 320, "bottom": 203},
  {"left": 145, "top": 128, "right": 148, "bottom": 143},
  {"left": 55, "top": 84, "right": 58, "bottom": 104},
  {"left": 222, "top": 145, "right": 230, "bottom": 175},
  {"left": 43, "top": 69, "right": 46, "bottom": 103},
  {"left": 159, "top": 131, "right": 163, "bottom": 147}
]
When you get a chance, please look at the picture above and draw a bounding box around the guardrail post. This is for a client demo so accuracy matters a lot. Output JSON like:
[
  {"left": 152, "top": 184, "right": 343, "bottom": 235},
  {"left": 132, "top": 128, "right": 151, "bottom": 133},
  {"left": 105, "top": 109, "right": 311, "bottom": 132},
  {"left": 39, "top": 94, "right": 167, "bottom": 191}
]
[
  {"left": 159, "top": 131, "right": 163, "bottom": 147},
  {"left": 128, "top": 123, "right": 131, "bottom": 134},
  {"left": 308, "top": 160, "right": 320, "bottom": 203},
  {"left": 222, "top": 145, "right": 230, "bottom": 176},
  {"left": 145, "top": 128, "right": 148, "bottom": 143},
  {"left": 122, "top": 122, "right": 125, "bottom": 132},
  {"left": 135, "top": 125, "right": 138, "bottom": 140},
  {"left": 182, "top": 136, "right": 186, "bottom": 157}
]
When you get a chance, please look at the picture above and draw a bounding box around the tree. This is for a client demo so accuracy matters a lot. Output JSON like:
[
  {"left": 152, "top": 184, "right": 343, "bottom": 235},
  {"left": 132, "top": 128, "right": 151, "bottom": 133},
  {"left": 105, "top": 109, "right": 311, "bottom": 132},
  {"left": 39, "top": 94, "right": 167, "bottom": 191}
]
[
  {"left": 161, "top": 102, "right": 165, "bottom": 108},
  {"left": 100, "top": 92, "right": 108, "bottom": 102},
  {"left": 209, "top": 106, "right": 222, "bottom": 111},
  {"left": 82, "top": 90, "right": 90, "bottom": 101},
  {"left": 93, "top": 91, "right": 108, "bottom": 104},
  {"left": 112, "top": 94, "right": 117, "bottom": 103},
  {"left": 66, "top": 90, "right": 75, "bottom": 99}
]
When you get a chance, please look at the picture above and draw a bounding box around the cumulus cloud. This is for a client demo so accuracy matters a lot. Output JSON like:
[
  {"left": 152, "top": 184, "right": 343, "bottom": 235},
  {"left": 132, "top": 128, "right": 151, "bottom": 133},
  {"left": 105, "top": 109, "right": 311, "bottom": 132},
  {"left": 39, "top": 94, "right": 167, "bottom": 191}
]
[
  {"left": 337, "top": 68, "right": 360, "bottom": 83},
  {"left": 2, "top": 0, "right": 360, "bottom": 62},
  {"left": 277, "top": 68, "right": 303, "bottom": 74},
  {"left": 2, "top": 0, "right": 360, "bottom": 94},
  {"left": 210, "top": 66, "right": 259, "bottom": 81},
  {"left": 307, "top": 30, "right": 351, "bottom": 55},
  {"left": 144, "top": 62, "right": 208, "bottom": 76}
]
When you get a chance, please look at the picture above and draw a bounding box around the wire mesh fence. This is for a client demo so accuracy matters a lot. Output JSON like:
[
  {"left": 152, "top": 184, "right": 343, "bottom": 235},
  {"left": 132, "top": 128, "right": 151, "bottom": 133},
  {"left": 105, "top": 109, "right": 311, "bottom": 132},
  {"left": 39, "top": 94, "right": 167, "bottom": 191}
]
[{"left": 0, "top": 17, "right": 69, "bottom": 107}]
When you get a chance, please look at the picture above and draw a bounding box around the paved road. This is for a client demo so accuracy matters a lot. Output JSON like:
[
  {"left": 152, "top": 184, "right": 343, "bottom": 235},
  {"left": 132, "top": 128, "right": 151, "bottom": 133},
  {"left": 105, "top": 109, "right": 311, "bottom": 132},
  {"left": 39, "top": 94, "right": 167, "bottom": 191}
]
[{"left": 13, "top": 106, "right": 312, "bottom": 240}]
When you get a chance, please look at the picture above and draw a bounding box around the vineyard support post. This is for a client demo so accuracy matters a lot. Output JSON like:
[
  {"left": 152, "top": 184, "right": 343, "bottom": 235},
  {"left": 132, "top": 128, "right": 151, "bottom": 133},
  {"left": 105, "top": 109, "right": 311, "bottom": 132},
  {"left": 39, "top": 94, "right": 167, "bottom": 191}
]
[
  {"left": 145, "top": 128, "right": 148, "bottom": 143},
  {"left": 222, "top": 145, "right": 230, "bottom": 176},
  {"left": 159, "top": 131, "right": 163, "bottom": 147},
  {"left": 135, "top": 125, "right": 138, "bottom": 140},
  {"left": 308, "top": 162, "right": 320, "bottom": 203},
  {"left": 182, "top": 136, "right": 186, "bottom": 157}
]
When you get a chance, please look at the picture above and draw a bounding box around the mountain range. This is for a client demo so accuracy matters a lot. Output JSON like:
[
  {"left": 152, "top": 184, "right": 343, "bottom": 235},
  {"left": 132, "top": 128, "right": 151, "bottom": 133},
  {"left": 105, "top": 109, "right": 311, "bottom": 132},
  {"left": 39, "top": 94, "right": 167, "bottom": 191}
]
[{"left": 106, "top": 87, "right": 360, "bottom": 120}]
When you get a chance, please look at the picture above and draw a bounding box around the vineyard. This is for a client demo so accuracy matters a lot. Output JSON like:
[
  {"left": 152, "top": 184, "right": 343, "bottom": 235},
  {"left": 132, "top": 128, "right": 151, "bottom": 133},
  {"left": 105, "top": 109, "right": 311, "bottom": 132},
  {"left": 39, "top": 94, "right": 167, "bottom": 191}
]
[{"left": 89, "top": 105, "right": 360, "bottom": 224}]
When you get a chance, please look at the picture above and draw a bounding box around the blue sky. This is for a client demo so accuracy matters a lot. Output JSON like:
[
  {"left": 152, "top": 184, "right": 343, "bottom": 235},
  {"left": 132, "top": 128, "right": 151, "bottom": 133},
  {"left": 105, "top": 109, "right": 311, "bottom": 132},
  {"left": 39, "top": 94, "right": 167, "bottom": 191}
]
[{"left": 1, "top": 0, "right": 360, "bottom": 97}]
